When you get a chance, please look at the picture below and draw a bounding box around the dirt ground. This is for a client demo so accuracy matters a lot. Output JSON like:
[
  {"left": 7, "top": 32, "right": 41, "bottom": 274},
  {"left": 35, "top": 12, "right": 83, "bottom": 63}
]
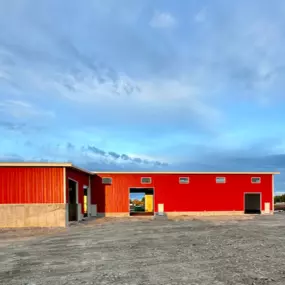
[{"left": 1, "top": 214, "right": 285, "bottom": 285}]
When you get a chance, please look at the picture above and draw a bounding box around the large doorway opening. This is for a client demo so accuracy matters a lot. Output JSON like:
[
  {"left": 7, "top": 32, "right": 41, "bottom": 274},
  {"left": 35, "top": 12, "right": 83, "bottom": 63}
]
[
  {"left": 68, "top": 179, "right": 78, "bottom": 221},
  {"left": 244, "top": 193, "right": 261, "bottom": 214},
  {"left": 129, "top": 188, "right": 154, "bottom": 216}
]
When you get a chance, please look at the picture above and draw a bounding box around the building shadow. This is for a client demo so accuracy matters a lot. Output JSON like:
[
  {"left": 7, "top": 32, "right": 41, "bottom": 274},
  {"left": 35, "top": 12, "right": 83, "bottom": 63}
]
[{"left": 91, "top": 175, "right": 106, "bottom": 219}]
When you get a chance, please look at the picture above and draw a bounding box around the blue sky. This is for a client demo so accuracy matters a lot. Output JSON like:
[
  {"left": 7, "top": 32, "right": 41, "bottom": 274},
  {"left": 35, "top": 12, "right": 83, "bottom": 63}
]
[{"left": 0, "top": 0, "right": 285, "bottom": 193}]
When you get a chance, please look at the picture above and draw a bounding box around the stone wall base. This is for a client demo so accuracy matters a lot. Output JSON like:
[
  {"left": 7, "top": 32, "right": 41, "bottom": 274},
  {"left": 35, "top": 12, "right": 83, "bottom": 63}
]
[{"left": 0, "top": 204, "right": 66, "bottom": 228}]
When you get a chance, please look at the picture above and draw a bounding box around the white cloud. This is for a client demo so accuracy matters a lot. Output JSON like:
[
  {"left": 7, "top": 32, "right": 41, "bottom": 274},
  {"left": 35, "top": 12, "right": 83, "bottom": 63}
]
[
  {"left": 20, "top": 141, "right": 169, "bottom": 169},
  {"left": 275, "top": 191, "right": 285, "bottom": 196},
  {"left": 149, "top": 11, "right": 176, "bottom": 28},
  {"left": 0, "top": 99, "right": 55, "bottom": 119},
  {"left": 0, "top": 41, "right": 223, "bottom": 137},
  {"left": 194, "top": 7, "right": 207, "bottom": 23},
  {"left": 0, "top": 50, "right": 220, "bottom": 132},
  {"left": 0, "top": 70, "right": 9, "bottom": 80},
  {"left": 127, "top": 153, "right": 164, "bottom": 162},
  {"left": 50, "top": 71, "right": 222, "bottom": 133}
]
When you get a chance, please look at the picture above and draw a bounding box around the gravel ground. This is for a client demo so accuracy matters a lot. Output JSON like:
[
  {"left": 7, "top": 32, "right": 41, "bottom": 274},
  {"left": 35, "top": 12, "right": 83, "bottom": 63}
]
[{"left": 1, "top": 214, "right": 285, "bottom": 285}]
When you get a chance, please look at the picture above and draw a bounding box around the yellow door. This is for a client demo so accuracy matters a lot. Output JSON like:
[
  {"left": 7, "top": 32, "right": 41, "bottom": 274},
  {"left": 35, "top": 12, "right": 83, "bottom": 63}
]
[
  {"left": 145, "top": 194, "right": 153, "bottom": 212},
  {"left": 84, "top": 195, "right": 88, "bottom": 214}
]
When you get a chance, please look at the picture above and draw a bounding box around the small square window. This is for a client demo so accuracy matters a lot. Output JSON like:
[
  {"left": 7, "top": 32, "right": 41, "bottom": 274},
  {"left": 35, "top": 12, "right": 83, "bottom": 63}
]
[
  {"left": 251, "top": 177, "right": 261, "bottom": 184},
  {"left": 102, "top": 177, "right": 112, "bottom": 184},
  {"left": 216, "top": 177, "right": 226, "bottom": 183},
  {"left": 179, "top": 177, "right": 189, "bottom": 184},
  {"left": 141, "top": 177, "right": 151, "bottom": 184}
]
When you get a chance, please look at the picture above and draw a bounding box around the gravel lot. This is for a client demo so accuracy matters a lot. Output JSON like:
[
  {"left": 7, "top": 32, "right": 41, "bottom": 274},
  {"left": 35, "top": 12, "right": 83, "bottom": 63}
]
[{"left": 1, "top": 214, "right": 285, "bottom": 285}]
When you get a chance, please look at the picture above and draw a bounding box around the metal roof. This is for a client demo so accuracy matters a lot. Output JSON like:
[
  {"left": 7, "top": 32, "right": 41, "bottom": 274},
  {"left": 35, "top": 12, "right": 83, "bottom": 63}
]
[
  {"left": 93, "top": 171, "right": 280, "bottom": 175},
  {"left": 0, "top": 162, "right": 73, "bottom": 167},
  {"left": 0, "top": 162, "right": 280, "bottom": 175},
  {"left": 0, "top": 162, "right": 93, "bottom": 175}
]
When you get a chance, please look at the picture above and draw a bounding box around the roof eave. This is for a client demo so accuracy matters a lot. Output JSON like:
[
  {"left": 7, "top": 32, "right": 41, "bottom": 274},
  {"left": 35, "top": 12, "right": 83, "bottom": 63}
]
[
  {"left": 0, "top": 162, "right": 73, "bottom": 167},
  {"left": 92, "top": 171, "right": 280, "bottom": 175}
]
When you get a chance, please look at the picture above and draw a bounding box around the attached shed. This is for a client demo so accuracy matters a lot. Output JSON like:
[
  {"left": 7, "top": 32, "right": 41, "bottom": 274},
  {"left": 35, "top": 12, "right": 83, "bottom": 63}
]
[
  {"left": 0, "top": 162, "right": 93, "bottom": 228},
  {"left": 91, "top": 172, "right": 280, "bottom": 217}
]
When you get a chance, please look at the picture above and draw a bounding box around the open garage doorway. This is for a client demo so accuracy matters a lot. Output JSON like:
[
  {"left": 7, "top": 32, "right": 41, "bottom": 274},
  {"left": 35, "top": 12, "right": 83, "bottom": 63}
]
[
  {"left": 68, "top": 179, "right": 78, "bottom": 221},
  {"left": 129, "top": 188, "right": 154, "bottom": 216},
  {"left": 244, "top": 193, "right": 261, "bottom": 214}
]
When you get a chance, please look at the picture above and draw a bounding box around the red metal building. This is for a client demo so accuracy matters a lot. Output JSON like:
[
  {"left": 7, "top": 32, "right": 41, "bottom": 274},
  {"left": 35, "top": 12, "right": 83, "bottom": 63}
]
[
  {"left": 91, "top": 172, "right": 279, "bottom": 217},
  {"left": 0, "top": 162, "right": 92, "bottom": 227},
  {"left": 0, "top": 162, "right": 280, "bottom": 227}
]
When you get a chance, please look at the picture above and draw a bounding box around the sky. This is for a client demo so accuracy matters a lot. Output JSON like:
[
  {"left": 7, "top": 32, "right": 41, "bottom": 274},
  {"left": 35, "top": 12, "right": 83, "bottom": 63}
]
[
  {"left": 0, "top": 0, "right": 285, "bottom": 193},
  {"left": 130, "top": 193, "right": 144, "bottom": 202}
]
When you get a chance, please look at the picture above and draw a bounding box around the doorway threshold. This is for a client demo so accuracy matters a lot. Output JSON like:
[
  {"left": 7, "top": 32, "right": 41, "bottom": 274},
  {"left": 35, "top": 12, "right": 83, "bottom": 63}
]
[{"left": 130, "top": 212, "right": 154, "bottom": 216}]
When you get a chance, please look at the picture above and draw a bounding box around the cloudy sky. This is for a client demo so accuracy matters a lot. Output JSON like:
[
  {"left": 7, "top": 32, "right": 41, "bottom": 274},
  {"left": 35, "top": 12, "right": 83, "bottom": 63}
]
[{"left": 0, "top": 0, "right": 284, "bottom": 192}]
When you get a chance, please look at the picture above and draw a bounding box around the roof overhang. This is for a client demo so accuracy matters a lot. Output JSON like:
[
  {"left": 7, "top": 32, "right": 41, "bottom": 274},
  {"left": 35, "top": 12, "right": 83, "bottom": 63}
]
[
  {"left": 92, "top": 171, "right": 280, "bottom": 175},
  {"left": 0, "top": 162, "right": 93, "bottom": 175},
  {"left": 0, "top": 162, "right": 73, "bottom": 167},
  {"left": 69, "top": 165, "right": 93, "bottom": 175}
]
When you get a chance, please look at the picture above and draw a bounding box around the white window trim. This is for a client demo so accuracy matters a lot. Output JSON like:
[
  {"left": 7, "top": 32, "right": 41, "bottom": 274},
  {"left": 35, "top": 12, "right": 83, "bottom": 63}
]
[
  {"left": 251, "top": 177, "right": 261, "bottom": 184},
  {"left": 179, "top": 177, "right": 190, "bottom": 184},
  {"left": 141, "top": 177, "right": 152, "bottom": 184},
  {"left": 102, "top": 177, "right": 112, "bottom": 184},
  {"left": 216, "top": 177, "right": 226, "bottom": 184}
]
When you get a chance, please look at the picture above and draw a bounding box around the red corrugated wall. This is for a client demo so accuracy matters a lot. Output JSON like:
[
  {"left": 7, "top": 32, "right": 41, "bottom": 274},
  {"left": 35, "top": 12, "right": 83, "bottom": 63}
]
[
  {"left": 66, "top": 168, "right": 90, "bottom": 214},
  {"left": 91, "top": 173, "right": 273, "bottom": 213},
  {"left": 91, "top": 174, "right": 127, "bottom": 213},
  {"left": 0, "top": 167, "right": 64, "bottom": 204}
]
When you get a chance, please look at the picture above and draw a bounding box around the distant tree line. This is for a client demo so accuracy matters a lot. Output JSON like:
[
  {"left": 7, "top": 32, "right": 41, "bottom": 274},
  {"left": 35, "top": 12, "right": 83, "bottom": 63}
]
[
  {"left": 274, "top": 194, "right": 285, "bottom": 204},
  {"left": 129, "top": 197, "right": 145, "bottom": 207}
]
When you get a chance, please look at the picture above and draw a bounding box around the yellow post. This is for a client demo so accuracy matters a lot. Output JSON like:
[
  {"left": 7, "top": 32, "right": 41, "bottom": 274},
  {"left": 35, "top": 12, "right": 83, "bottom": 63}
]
[{"left": 84, "top": 195, "right": 87, "bottom": 214}]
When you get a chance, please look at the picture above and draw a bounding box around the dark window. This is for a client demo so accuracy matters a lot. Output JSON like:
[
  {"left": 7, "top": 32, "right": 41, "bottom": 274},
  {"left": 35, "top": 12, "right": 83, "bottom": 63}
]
[
  {"left": 216, "top": 177, "right": 226, "bottom": 183},
  {"left": 251, "top": 177, "right": 261, "bottom": 184},
  {"left": 141, "top": 177, "right": 152, "bottom": 184},
  {"left": 102, "top": 177, "right": 112, "bottom": 184},
  {"left": 179, "top": 177, "right": 189, "bottom": 184}
]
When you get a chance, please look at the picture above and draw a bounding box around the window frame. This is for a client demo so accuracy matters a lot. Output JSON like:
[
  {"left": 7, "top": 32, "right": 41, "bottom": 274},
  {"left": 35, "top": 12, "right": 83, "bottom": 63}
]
[
  {"left": 141, "top": 177, "right": 152, "bottom": 184},
  {"left": 216, "top": 177, "right": 226, "bottom": 184},
  {"left": 251, "top": 177, "right": 261, "bottom": 184},
  {"left": 179, "top": 177, "right": 190, "bottom": 184},
  {"left": 102, "top": 177, "right": 113, "bottom": 185}
]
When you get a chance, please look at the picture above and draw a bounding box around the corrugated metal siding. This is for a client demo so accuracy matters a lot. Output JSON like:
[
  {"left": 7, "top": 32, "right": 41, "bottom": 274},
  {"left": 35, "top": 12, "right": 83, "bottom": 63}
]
[
  {"left": 66, "top": 168, "right": 90, "bottom": 214},
  {"left": 91, "top": 173, "right": 273, "bottom": 213},
  {"left": 91, "top": 174, "right": 130, "bottom": 213},
  {"left": 0, "top": 167, "right": 64, "bottom": 204}
]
